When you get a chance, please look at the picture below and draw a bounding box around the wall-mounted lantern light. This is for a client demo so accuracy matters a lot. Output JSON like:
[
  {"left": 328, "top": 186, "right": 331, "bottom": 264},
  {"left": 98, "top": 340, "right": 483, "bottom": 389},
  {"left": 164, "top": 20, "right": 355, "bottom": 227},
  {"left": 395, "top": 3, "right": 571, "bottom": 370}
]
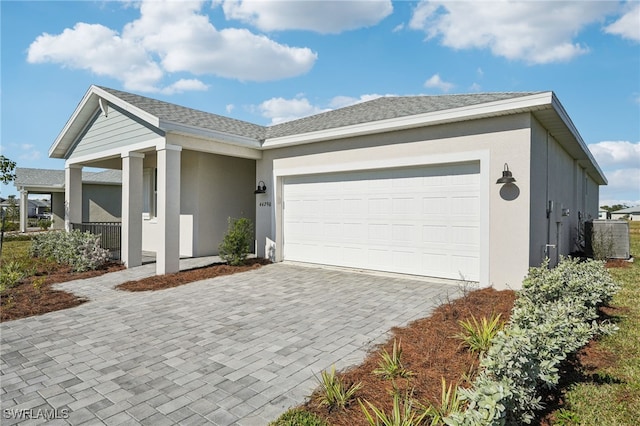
[
  {"left": 254, "top": 181, "right": 267, "bottom": 194},
  {"left": 496, "top": 163, "right": 516, "bottom": 184}
]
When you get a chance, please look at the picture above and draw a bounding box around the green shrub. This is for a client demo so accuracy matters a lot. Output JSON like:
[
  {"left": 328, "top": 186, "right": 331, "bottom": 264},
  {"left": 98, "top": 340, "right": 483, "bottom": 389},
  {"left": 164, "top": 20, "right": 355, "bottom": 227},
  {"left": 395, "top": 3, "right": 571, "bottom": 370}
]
[
  {"left": 269, "top": 409, "right": 329, "bottom": 426},
  {"left": 37, "top": 219, "right": 52, "bottom": 230},
  {"left": 1, "top": 221, "right": 19, "bottom": 232},
  {"left": 444, "top": 257, "right": 620, "bottom": 426},
  {"left": 219, "top": 217, "right": 253, "bottom": 266},
  {"left": 315, "top": 365, "right": 362, "bottom": 410},
  {"left": 31, "top": 230, "right": 109, "bottom": 272},
  {"left": 0, "top": 259, "right": 31, "bottom": 292}
]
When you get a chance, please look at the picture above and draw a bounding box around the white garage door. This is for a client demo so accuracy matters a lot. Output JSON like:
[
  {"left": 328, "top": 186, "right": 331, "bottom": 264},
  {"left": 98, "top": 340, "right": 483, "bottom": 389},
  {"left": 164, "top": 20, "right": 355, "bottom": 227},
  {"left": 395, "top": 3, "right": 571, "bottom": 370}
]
[{"left": 283, "top": 163, "right": 480, "bottom": 281}]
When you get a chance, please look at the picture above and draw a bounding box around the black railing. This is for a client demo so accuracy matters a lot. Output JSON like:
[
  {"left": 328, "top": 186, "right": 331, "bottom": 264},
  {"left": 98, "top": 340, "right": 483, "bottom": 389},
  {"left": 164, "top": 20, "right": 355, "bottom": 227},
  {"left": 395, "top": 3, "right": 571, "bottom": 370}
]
[{"left": 71, "top": 222, "right": 122, "bottom": 260}]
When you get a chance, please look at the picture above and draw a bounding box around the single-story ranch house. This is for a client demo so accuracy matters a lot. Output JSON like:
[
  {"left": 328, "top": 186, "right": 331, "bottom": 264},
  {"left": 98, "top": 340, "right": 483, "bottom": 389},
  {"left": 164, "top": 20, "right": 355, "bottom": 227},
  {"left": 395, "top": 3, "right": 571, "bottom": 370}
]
[{"left": 48, "top": 85, "right": 606, "bottom": 289}]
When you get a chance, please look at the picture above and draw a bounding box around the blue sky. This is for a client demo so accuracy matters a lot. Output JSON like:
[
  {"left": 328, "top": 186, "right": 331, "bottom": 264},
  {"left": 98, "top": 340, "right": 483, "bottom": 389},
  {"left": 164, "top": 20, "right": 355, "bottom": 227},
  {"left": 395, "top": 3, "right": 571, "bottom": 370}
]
[{"left": 1, "top": 0, "right": 639, "bottom": 207}]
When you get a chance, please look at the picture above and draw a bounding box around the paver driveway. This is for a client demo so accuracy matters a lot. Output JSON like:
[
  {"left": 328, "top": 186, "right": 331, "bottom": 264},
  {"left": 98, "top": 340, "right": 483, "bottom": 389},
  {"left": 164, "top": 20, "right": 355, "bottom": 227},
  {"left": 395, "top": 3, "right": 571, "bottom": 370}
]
[{"left": 1, "top": 262, "right": 460, "bottom": 425}]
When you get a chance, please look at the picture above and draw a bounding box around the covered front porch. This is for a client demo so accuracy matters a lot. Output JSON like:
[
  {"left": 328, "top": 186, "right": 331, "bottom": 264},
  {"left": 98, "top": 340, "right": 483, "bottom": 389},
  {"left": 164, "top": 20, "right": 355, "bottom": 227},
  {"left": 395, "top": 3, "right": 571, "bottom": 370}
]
[{"left": 49, "top": 85, "right": 261, "bottom": 276}]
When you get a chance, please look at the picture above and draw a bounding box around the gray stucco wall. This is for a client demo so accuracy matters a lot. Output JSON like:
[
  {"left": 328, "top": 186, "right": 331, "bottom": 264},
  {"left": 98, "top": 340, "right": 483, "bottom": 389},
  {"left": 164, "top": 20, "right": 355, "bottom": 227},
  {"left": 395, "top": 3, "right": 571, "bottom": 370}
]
[
  {"left": 82, "top": 184, "right": 122, "bottom": 222},
  {"left": 141, "top": 149, "right": 256, "bottom": 257},
  {"left": 51, "top": 192, "right": 65, "bottom": 230},
  {"left": 185, "top": 150, "right": 256, "bottom": 256},
  {"left": 529, "top": 117, "right": 597, "bottom": 268},
  {"left": 257, "top": 113, "right": 534, "bottom": 289}
]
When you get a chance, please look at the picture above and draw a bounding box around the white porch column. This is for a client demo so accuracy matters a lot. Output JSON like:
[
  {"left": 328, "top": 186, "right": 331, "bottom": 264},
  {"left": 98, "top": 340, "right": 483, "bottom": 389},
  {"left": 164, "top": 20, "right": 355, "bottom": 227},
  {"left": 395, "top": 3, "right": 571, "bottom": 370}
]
[
  {"left": 156, "top": 144, "right": 182, "bottom": 275},
  {"left": 19, "top": 190, "right": 28, "bottom": 233},
  {"left": 65, "top": 165, "right": 83, "bottom": 231},
  {"left": 121, "top": 152, "right": 144, "bottom": 268}
]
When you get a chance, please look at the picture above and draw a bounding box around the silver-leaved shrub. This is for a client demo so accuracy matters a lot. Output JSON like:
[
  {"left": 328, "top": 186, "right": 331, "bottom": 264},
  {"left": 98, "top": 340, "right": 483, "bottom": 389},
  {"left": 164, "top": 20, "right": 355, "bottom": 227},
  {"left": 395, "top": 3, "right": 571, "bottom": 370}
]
[
  {"left": 31, "top": 230, "right": 109, "bottom": 272},
  {"left": 444, "top": 258, "right": 619, "bottom": 426}
]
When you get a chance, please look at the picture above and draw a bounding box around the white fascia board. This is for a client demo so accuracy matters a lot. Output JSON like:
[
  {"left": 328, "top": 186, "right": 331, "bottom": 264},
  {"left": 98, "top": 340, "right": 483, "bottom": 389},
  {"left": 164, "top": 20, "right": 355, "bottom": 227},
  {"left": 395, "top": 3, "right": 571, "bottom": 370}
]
[
  {"left": 65, "top": 138, "right": 164, "bottom": 167},
  {"left": 92, "top": 86, "right": 160, "bottom": 127},
  {"left": 263, "top": 92, "right": 554, "bottom": 149},
  {"left": 49, "top": 85, "right": 161, "bottom": 159},
  {"left": 550, "top": 94, "right": 607, "bottom": 185},
  {"left": 160, "top": 120, "right": 262, "bottom": 149},
  {"left": 21, "top": 185, "right": 65, "bottom": 193},
  {"left": 49, "top": 86, "right": 99, "bottom": 158}
]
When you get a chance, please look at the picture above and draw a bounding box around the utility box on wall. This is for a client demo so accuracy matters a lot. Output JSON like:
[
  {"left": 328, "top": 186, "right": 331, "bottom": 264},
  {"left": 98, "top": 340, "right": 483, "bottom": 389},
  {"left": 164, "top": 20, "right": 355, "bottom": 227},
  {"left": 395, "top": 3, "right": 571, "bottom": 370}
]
[{"left": 585, "top": 220, "right": 631, "bottom": 260}]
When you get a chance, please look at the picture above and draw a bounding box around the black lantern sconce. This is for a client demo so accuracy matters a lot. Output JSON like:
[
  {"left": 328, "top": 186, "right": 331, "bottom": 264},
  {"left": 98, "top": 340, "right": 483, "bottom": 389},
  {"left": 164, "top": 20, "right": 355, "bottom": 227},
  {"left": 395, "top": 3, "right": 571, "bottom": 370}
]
[
  {"left": 496, "top": 163, "right": 516, "bottom": 184},
  {"left": 254, "top": 180, "right": 267, "bottom": 194}
]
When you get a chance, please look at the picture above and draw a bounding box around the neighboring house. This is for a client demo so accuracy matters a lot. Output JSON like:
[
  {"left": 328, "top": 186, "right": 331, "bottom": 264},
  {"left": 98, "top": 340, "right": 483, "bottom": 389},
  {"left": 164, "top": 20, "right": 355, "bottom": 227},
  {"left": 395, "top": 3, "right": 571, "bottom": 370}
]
[
  {"left": 0, "top": 197, "right": 47, "bottom": 218},
  {"left": 610, "top": 206, "right": 640, "bottom": 220},
  {"left": 48, "top": 85, "right": 606, "bottom": 289},
  {"left": 598, "top": 209, "right": 610, "bottom": 220},
  {"left": 14, "top": 167, "right": 122, "bottom": 232}
]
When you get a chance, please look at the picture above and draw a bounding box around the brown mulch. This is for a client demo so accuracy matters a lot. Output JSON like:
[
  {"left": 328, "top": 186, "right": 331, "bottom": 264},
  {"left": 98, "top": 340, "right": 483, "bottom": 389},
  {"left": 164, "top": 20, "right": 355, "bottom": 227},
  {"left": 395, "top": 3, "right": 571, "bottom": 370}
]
[
  {"left": 303, "top": 287, "right": 517, "bottom": 426},
  {"left": 116, "top": 257, "right": 272, "bottom": 291},
  {"left": 606, "top": 258, "right": 633, "bottom": 268},
  {"left": 0, "top": 262, "right": 124, "bottom": 322}
]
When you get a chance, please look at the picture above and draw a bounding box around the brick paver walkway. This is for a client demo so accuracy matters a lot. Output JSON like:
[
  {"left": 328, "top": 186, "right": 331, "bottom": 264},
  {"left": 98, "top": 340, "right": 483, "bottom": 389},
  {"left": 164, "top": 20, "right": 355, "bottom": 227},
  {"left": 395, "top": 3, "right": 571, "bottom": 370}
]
[{"left": 1, "top": 261, "right": 460, "bottom": 425}]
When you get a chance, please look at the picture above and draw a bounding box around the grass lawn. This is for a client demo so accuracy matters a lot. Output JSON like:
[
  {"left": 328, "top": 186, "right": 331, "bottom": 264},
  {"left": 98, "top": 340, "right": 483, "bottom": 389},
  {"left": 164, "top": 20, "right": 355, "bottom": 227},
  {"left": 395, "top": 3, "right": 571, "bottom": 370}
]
[{"left": 549, "top": 221, "right": 640, "bottom": 426}]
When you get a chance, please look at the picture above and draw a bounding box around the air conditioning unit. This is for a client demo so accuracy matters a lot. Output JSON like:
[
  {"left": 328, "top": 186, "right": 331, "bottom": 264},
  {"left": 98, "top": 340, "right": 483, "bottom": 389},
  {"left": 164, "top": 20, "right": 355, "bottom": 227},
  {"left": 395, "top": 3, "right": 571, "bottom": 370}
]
[{"left": 585, "top": 220, "right": 631, "bottom": 260}]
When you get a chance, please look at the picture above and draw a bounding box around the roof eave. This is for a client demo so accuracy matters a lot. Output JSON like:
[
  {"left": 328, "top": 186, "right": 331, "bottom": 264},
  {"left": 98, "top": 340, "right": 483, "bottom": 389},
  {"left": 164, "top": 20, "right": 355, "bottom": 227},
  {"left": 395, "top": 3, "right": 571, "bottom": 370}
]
[
  {"left": 160, "top": 120, "right": 263, "bottom": 149},
  {"left": 262, "top": 92, "right": 555, "bottom": 149},
  {"left": 49, "top": 85, "right": 162, "bottom": 160},
  {"left": 549, "top": 93, "right": 607, "bottom": 185}
]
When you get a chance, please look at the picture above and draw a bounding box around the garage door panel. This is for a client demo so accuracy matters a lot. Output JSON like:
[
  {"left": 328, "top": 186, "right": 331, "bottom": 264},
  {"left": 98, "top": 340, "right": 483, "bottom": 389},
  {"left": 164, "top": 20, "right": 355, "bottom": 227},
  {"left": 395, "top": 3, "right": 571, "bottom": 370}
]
[{"left": 283, "top": 163, "right": 480, "bottom": 281}]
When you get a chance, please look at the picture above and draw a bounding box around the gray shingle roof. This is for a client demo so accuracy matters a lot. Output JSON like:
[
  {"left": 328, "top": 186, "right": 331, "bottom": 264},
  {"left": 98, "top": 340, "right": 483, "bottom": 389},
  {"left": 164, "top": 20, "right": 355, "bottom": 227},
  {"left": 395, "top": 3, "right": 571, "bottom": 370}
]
[
  {"left": 265, "top": 93, "right": 542, "bottom": 139},
  {"left": 97, "top": 87, "right": 543, "bottom": 142},
  {"left": 15, "top": 168, "right": 121, "bottom": 188},
  {"left": 98, "top": 86, "right": 266, "bottom": 140}
]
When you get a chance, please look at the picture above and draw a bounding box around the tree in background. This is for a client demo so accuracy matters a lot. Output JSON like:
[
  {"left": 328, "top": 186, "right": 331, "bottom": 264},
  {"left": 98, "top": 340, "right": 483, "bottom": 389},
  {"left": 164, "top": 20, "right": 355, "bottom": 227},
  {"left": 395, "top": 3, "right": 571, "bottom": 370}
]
[
  {"left": 600, "top": 204, "right": 630, "bottom": 212},
  {"left": 1, "top": 155, "right": 17, "bottom": 185}
]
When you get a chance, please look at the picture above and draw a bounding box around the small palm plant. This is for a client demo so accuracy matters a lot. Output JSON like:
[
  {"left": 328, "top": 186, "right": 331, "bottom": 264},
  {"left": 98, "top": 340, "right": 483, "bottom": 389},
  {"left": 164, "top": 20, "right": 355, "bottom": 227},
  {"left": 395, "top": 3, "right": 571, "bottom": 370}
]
[
  {"left": 359, "top": 389, "right": 428, "bottom": 426},
  {"left": 315, "top": 365, "right": 362, "bottom": 411},
  {"left": 373, "top": 339, "right": 414, "bottom": 379},
  {"left": 420, "top": 378, "right": 464, "bottom": 425},
  {"left": 455, "top": 312, "right": 505, "bottom": 355}
]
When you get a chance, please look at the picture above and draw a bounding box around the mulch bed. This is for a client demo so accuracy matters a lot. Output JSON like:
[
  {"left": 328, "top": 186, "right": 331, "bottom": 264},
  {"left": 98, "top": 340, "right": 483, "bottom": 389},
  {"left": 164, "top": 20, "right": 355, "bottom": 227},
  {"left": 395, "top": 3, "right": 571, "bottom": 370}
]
[
  {"left": 116, "top": 257, "right": 271, "bottom": 291},
  {"left": 303, "top": 287, "right": 517, "bottom": 426},
  {"left": 0, "top": 262, "right": 124, "bottom": 322}
]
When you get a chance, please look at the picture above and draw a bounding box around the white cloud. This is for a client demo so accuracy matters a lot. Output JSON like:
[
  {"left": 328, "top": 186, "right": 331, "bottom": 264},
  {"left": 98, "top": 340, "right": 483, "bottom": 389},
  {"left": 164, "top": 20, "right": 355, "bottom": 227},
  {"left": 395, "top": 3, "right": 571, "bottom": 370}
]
[
  {"left": 588, "top": 141, "right": 640, "bottom": 169},
  {"left": 221, "top": 0, "right": 393, "bottom": 34},
  {"left": 160, "top": 79, "right": 209, "bottom": 95},
  {"left": 226, "top": 104, "right": 235, "bottom": 114},
  {"left": 259, "top": 93, "right": 395, "bottom": 125},
  {"left": 259, "top": 96, "right": 330, "bottom": 125},
  {"left": 27, "top": 0, "right": 317, "bottom": 93},
  {"left": 27, "top": 22, "right": 163, "bottom": 92},
  {"left": 424, "top": 73, "right": 454, "bottom": 92},
  {"left": 600, "top": 168, "right": 640, "bottom": 199},
  {"left": 589, "top": 141, "right": 640, "bottom": 206},
  {"left": 604, "top": 3, "right": 640, "bottom": 42},
  {"left": 409, "top": 1, "right": 618, "bottom": 64},
  {"left": 18, "top": 144, "right": 42, "bottom": 161},
  {"left": 328, "top": 93, "right": 392, "bottom": 109}
]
